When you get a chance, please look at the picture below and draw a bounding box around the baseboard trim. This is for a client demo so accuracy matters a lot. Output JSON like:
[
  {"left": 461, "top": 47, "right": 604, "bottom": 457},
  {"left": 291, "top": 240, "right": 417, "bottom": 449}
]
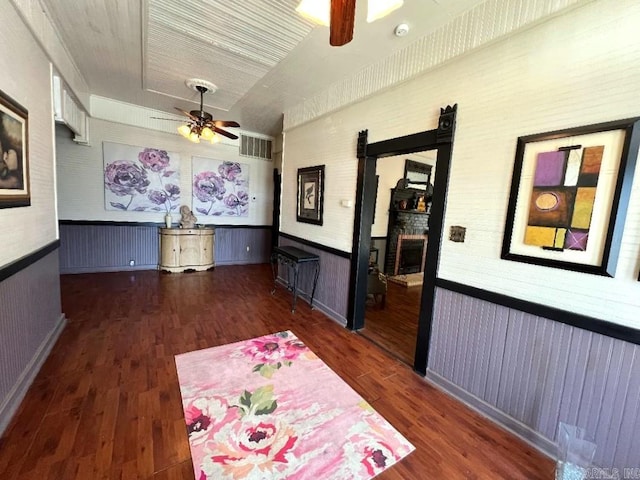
[
  {"left": 215, "top": 259, "right": 270, "bottom": 266},
  {"left": 273, "top": 277, "right": 347, "bottom": 325},
  {"left": 60, "top": 264, "right": 158, "bottom": 274},
  {"left": 0, "top": 313, "right": 67, "bottom": 436},
  {"left": 424, "top": 369, "right": 556, "bottom": 460}
]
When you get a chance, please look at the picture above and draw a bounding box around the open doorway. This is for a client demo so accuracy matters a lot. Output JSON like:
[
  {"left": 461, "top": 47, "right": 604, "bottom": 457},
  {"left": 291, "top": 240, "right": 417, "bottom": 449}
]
[
  {"left": 347, "top": 105, "right": 457, "bottom": 374},
  {"left": 359, "top": 152, "right": 437, "bottom": 365}
]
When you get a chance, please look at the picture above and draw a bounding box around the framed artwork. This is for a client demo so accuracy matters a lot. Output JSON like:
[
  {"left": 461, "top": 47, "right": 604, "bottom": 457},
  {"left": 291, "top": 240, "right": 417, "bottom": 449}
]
[
  {"left": 192, "top": 157, "right": 250, "bottom": 217},
  {"left": 501, "top": 117, "right": 640, "bottom": 276},
  {"left": 0, "top": 89, "right": 29, "bottom": 208},
  {"left": 297, "top": 165, "right": 325, "bottom": 225},
  {"left": 103, "top": 142, "right": 181, "bottom": 212}
]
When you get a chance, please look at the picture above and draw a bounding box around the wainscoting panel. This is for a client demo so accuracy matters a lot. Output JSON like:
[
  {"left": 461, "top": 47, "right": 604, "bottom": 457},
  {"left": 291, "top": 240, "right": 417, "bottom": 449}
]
[
  {"left": 429, "top": 287, "right": 640, "bottom": 468},
  {"left": 215, "top": 228, "right": 272, "bottom": 266},
  {"left": 0, "top": 251, "right": 64, "bottom": 435},
  {"left": 59, "top": 223, "right": 272, "bottom": 273},
  {"left": 277, "top": 237, "right": 350, "bottom": 324},
  {"left": 59, "top": 223, "right": 158, "bottom": 273}
]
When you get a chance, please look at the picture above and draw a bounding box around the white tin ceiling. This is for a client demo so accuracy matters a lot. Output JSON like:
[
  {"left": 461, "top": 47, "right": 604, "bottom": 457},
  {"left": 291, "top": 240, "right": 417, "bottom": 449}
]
[{"left": 39, "top": 0, "right": 486, "bottom": 135}]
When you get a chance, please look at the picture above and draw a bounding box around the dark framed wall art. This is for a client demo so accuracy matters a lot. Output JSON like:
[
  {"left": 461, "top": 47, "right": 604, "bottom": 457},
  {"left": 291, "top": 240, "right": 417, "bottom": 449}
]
[
  {"left": 0, "top": 89, "right": 29, "bottom": 208},
  {"left": 297, "top": 165, "right": 324, "bottom": 225},
  {"left": 501, "top": 117, "right": 640, "bottom": 276}
]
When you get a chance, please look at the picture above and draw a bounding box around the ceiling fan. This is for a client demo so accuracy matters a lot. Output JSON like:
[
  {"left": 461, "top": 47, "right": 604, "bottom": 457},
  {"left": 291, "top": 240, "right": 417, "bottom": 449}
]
[
  {"left": 297, "top": 0, "right": 404, "bottom": 46},
  {"left": 152, "top": 80, "right": 240, "bottom": 144}
]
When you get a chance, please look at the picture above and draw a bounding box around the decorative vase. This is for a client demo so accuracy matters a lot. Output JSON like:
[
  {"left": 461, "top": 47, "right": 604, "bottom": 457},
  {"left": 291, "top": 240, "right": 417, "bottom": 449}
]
[{"left": 165, "top": 213, "right": 172, "bottom": 228}]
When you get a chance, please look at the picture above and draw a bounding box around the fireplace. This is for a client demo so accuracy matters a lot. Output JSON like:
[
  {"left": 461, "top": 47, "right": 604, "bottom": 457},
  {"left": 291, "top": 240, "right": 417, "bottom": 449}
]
[
  {"left": 383, "top": 184, "right": 432, "bottom": 276},
  {"left": 394, "top": 234, "right": 428, "bottom": 275}
]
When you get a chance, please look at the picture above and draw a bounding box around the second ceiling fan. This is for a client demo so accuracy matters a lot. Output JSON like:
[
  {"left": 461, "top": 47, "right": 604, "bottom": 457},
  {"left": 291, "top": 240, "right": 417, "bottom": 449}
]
[
  {"left": 153, "top": 79, "right": 240, "bottom": 144},
  {"left": 297, "top": 0, "right": 404, "bottom": 46}
]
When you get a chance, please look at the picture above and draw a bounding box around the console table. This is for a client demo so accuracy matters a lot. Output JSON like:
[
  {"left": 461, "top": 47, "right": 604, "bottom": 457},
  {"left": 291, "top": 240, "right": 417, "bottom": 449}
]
[
  {"left": 270, "top": 246, "right": 320, "bottom": 312},
  {"left": 159, "top": 227, "right": 215, "bottom": 273}
]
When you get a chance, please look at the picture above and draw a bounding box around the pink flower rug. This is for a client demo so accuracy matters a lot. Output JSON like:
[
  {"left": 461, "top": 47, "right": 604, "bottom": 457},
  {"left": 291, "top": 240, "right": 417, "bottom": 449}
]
[{"left": 175, "top": 331, "right": 415, "bottom": 479}]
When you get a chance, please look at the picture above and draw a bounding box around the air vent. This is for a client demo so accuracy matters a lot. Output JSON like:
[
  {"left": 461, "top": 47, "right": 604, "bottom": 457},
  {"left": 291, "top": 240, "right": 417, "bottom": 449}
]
[{"left": 240, "top": 134, "right": 272, "bottom": 161}]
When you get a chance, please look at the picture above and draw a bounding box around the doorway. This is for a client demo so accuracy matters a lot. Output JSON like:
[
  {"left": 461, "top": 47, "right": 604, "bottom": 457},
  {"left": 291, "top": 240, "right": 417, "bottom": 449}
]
[
  {"left": 359, "top": 152, "right": 437, "bottom": 365},
  {"left": 347, "top": 105, "right": 457, "bottom": 374}
]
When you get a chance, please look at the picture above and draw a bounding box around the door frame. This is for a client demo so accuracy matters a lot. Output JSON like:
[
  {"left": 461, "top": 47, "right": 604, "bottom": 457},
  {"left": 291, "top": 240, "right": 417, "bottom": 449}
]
[
  {"left": 271, "top": 168, "right": 282, "bottom": 249},
  {"left": 347, "top": 105, "right": 458, "bottom": 374}
]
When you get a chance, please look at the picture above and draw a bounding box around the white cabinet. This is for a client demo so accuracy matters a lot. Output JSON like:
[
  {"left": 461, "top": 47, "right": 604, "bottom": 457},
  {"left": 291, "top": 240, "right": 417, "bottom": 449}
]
[{"left": 159, "top": 228, "right": 215, "bottom": 273}]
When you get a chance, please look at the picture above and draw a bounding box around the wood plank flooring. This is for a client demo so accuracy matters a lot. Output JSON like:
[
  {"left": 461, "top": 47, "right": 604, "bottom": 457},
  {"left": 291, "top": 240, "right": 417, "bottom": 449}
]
[
  {"left": 0, "top": 265, "right": 555, "bottom": 479},
  {"left": 361, "top": 281, "right": 422, "bottom": 365}
]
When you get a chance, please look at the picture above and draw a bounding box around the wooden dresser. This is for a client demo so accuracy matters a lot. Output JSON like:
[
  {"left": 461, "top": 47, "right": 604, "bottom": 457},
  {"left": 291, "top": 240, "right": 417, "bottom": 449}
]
[{"left": 158, "top": 227, "right": 215, "bottom": 273}]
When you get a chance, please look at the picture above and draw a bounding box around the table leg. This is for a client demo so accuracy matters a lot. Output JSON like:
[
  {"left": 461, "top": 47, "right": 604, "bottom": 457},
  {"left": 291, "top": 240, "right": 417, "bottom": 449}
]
[
  {"left": 309, "top": 261, "right": 320, "bottom": 310},
  {"left": 270, "top": 253, "right": 278, "bottom": 294},
  {"left": 291, "top": 262, "right": 299, "bottom": 312}
]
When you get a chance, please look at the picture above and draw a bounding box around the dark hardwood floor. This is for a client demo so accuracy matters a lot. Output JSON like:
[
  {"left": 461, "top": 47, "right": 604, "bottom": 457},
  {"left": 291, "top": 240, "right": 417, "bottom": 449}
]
[
  {"left": 0, "top": 264, "right": 554, "bottom": 479},
  {"left": 361, "top": 280, "right": 422, "bottom": 366}
]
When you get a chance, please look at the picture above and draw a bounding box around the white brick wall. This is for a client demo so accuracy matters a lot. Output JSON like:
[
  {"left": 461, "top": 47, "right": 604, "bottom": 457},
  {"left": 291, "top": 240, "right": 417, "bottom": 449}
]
[
  {"left": 282, "top": 0, "right": 640, "bottom": 329},
  {"left": 0, "top": 2, "right": 58, "bottom": 268}
]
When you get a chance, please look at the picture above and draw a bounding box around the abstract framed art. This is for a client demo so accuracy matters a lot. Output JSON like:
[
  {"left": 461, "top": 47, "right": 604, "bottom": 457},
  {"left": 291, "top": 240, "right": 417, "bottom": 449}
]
[
  {"left": 0, "top": 89, "right": 29, "bottom": 208},
  {"left": 297, "top": 165, "right": 324, "bottom": 225},
  {"left": 501, "top": 117, "right": 640, "bottom": 276}
]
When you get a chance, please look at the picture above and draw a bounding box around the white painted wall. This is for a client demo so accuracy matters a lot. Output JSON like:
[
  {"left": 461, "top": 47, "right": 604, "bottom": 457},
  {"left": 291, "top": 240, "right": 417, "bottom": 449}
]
[
  {"left": 0, "top": 2, "right": 58, "bottom": 268},
  {"left": 282, "top": 0, "right": 640, "bottom": 329},
  {"left": 10, "top": 0, "right": 90, "bottom": 111},
  {"left": 56, "top": 118, "right": 274, "bottom": 225}
]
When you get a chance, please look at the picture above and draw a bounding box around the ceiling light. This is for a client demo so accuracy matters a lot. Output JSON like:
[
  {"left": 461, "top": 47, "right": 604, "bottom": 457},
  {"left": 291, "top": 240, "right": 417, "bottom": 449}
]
[
  {"left": 367, "top": 0, "right": 404, "bottom": 23},
  {"left": 296, "top": 0, "right": 330, "bottom": 26},
  {"left": 177, "top": 124, "right": 191, "bottom": 138},
  {"left": 201, "top": 126, "right": 214, "bottom": 140},
  {"left": 296, "top": 0, "right": 402, "bottom": 26}
]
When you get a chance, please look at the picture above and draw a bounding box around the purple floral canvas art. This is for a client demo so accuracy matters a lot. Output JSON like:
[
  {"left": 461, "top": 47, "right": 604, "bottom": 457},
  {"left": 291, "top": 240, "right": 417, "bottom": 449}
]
[
  {"left": 192, "top": 157, "right": 249, "bottom": 217},
  {"left": 175, "top": 331, "right": 415, "bottom": 480},
  {"left": 103, "top": 142, "right": 180, "bottom": 212}
]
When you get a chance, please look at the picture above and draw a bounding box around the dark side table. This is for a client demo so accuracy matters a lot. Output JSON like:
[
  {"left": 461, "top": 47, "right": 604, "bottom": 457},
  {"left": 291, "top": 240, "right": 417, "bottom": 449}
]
[{"left": 270, "top": 246, "right": 320, "bottom": 312}]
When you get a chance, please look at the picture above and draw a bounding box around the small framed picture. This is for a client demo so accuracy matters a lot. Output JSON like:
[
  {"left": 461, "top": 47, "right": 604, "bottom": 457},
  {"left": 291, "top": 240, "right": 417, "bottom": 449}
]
[
  {"left": 297, "top": 165, "right": 325, "bottom": 225},
  {"left": 0, "top": 89, "right": 29, "bottom": 208}
]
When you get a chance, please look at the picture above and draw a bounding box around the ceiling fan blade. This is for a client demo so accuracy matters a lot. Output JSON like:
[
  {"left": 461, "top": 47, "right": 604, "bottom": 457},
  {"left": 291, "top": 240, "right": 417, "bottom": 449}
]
[
  {"left": 213, "top": 120, "right": 240, "bottom": 128},
  {"left": 213, "top": 126, "right": 239, "bottom": 140},
  {"left": 150, "top": 117, "right": 182, "bottom": 121},
  {"left": 330, "top": 0, "right": 355, "bottom": 47},
  {"left": 174, "top": 107, "right": 198, "bottom": 120}
]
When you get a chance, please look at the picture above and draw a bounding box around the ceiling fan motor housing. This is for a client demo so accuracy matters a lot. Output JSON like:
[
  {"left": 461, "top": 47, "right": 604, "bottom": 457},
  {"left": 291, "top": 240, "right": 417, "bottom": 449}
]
[{"left": 190, "top": 110, "right": 213, "bottom": 121}]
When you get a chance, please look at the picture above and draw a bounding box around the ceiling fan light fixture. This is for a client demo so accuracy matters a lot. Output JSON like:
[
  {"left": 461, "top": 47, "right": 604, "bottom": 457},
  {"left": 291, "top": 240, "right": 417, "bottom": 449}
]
[
  {"left": 189, "top": 131, "right": 201, "bottom": 143},
  {"left": 210, "top": 133, "right": 221, "bottom": 144},
  {"left": 201, "top": 126, "right": 214, "bottom": 140},
  {"left": 178, "top": 124, "right": 191, "bottom": 138},
  {"left": 366, "top": 0, "right": 403, "bottom": 23},
  {"left": 296, "top": 0, "right": 330, "bottom": 26}
]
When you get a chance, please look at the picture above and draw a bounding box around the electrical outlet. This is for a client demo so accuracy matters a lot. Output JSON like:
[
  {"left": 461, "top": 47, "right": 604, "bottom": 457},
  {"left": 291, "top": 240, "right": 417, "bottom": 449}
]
[
  {"left": 129, "top": 259, "right": 135, "bottom": 266},
  {"left": 246, "top": 246, "right": 250, "bottom": 252}
]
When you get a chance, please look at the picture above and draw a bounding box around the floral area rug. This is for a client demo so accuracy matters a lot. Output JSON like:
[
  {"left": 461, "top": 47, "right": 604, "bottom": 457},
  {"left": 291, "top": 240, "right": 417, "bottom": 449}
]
[{"left": 175, "top": 331, "right": 415, "bottom": 479}]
